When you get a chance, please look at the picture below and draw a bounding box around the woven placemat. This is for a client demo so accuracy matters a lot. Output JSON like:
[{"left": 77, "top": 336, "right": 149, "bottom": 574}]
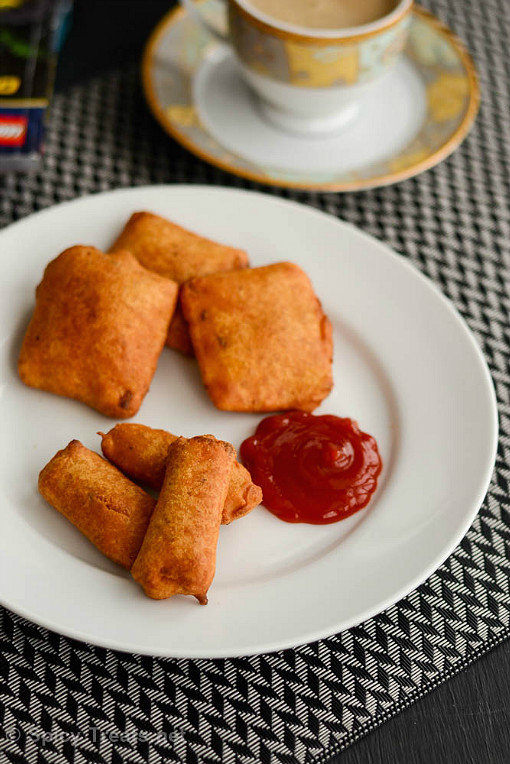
[{"left": 1, "top": 0, "right": 509, "bottom": 761}]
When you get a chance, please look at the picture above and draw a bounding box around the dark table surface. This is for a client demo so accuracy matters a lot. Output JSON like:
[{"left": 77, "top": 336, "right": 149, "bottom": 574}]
[{"left": 49, "top": 2, "right": 508, "bottom": 763}]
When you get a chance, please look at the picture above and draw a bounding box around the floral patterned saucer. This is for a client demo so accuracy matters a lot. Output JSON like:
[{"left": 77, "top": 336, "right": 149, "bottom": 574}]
[{"left": 142, "top": 2, "right": 479, "bottom": 191}]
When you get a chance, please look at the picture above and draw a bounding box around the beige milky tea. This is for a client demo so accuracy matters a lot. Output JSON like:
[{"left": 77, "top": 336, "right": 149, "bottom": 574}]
[{"left": 248, "top": 0, "right": 398, "bottom": 29}]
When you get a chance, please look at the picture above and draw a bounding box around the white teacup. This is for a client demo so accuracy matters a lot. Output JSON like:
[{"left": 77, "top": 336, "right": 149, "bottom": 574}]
[{"left": 180, "top": 0, "right": 413, "bottom": 134}]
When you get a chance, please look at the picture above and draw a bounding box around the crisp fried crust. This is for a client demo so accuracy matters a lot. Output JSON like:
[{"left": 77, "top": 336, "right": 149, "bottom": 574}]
[
  {"left": 18, "top": 246, "right": 178, "bottom": 418},
  {"left": 131, "top": 436, "right": 235, "bottom": 602},
  {"left": 227, "top": 460, "right": 263, "bottom": 523},
  {"left": 38, "top": 440, "right": 156, "bottom": 569},
  {"left": 166, "top": 304, "right": 195, "bottom": 356},
  {"left": 181, "top": 262, "right": 333, "bottom": 412},
  {"left": 101, "top": 423, "right": 173, "bottom": 490},
  {"left": 110, "top": 211, "right": 249, "bottom": 355},
  {"left": 100, "top": 423, "right": 262, "bottom": 523},
  {"left": 110, "top": 211, "right": 248, "bottom": 283}
]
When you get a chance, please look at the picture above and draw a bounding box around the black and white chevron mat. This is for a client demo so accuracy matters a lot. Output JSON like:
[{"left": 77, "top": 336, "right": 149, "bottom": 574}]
[{"left": 1, "top": 0, "right": 509, "bottom": 762}]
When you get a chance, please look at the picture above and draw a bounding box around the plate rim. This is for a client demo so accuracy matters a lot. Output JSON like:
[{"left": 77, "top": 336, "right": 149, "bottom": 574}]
[
  {"left": 0, "top": 184, "right": 499, "bottom": 657},
  {"left": 141, "top": 5, "right": 480, "bottom": 192}
]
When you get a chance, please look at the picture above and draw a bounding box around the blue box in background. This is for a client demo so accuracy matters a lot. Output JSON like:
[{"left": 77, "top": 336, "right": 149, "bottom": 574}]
[{"left": 0, "top": 0, "right": 72, "bottom": 172}]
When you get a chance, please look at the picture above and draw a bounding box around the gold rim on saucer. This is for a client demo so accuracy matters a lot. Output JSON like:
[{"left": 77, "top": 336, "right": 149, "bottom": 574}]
[{"left": 142, "top": 4, "right": 480, "bottom": 192}]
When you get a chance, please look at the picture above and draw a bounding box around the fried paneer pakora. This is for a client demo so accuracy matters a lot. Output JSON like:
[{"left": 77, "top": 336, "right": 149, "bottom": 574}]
[
  {"left": 100, "top": 423, "right": 262, "bottom": 523},
  {"left": 18, "top": 246, "right": 178, "bottom": 418},
  {"left": 181, "top": 262, "right": 333, "bottom": 412},
  {"left": 39, "top": 440, "right": 156, "bottom": 569},
  {"left": 131, "top": 436, "right": 235, "bottom": 603},
  {"left": 110, "top": 212, "right": 249, "bottom": 355}
]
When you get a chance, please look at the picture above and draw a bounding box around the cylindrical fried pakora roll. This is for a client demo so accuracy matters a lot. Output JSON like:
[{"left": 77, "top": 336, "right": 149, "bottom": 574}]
[
  {"left": 38, "top": 440, "right": 156, "bottom": 569},
  {"left": 100, "top": 423, "right": 262, "bottom": 523},
  {"left": 131, "top": 436, "right": 235, "bottom": 603}
]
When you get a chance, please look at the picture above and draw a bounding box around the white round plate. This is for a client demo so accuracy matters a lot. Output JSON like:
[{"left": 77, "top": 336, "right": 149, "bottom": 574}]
[{"left": 0, "top": 186, "right": 497, "bottom": 657}]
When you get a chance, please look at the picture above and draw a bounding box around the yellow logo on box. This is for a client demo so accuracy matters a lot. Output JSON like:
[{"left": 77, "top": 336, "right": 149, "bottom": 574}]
[{"left": 0, "top": 76, "right": 21, "bottom": 96}]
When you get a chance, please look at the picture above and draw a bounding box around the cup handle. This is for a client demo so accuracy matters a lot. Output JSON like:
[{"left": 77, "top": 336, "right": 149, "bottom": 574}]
[{"left": 178, "top": 0, "right": 229, "bottom": 43}]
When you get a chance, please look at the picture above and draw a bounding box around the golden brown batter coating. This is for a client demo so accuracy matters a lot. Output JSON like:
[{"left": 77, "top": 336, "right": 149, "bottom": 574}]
[
  {"left": 110, "top": 211, "right": 248, "bottom": 285},
  {"left": 38, "top": 440, "right": 156, "bottom": 569},
  {"left": 166, "top": 302, "right": 195, "bottom": 356},
  {"left": 18, "top": 246, "right": 178, "bottom": 419},
  {"left": 100, "top": 423, "right": 262, "bottom": 523},
  {"left": 227, "top": 459, "right": 263, "bottom": 523},
  {"left": 181, "top": 262, "right": 334, "bottom": 412},
  {"left": 109, "top": 211, "right": 249, "bottom": 355},
  {"left": 101, "top": 423, "right": 173, "bottom": 490},
  {"left": 131, "top": 436, "right": 235, "bottom": 602}
]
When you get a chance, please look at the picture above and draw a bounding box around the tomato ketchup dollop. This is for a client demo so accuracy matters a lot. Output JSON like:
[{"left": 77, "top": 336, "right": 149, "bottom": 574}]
[{"left": 240, "top": 411, "right": 382, "bottom": 524}]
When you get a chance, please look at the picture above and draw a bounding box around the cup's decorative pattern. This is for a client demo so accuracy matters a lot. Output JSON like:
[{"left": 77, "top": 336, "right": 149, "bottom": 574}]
[{"left": 228, "top": 1, "right": 411, "bottom": 88}]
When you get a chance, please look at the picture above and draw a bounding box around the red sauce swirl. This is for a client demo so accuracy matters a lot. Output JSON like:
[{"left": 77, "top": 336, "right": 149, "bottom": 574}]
[{"left": 240, "top": 411, "right": 382, "bottom": 524}]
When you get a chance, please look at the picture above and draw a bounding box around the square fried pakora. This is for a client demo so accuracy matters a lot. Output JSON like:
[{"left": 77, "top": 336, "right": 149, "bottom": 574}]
[
  {"left": 18, "top": 246, "right": 178, "bottom": 418},
  {"left": 109, "top": 212, "right": 249, "bottom": 355},
  {"left": 180, "top": 262, "right": 333, "bottom": 412}
]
